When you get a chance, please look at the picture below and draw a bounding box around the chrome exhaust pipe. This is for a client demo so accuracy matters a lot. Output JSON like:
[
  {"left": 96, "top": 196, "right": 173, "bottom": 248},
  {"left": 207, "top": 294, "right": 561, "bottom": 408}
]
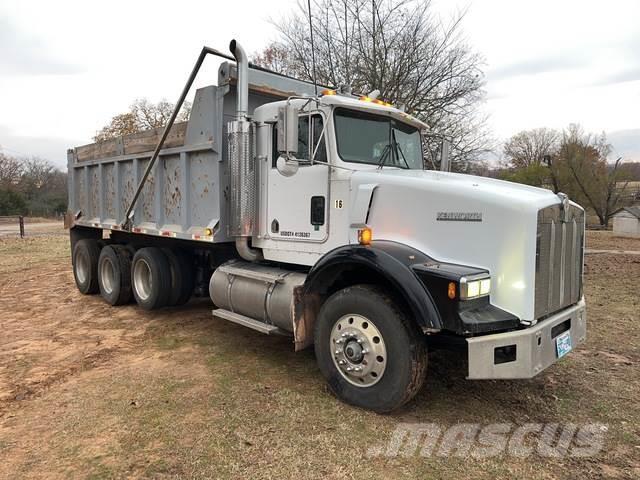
[
  {"left": 229, "top": 39, "right": 248, "bottom": 120},
  {"left": 228, "top": 39, "right": 262, "bottom": 262},
  {"left": 235, "top": 237, "right": 263, "bottom": 262}
]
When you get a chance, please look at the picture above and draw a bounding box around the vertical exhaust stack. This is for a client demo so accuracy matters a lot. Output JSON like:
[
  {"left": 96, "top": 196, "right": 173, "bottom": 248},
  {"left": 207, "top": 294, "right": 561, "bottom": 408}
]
[
  {"left": 229, "top": 40, "right": 248, "bottom": 120},
  {"left": 228, "top": 39, "right": 262, "bottom": 261}
]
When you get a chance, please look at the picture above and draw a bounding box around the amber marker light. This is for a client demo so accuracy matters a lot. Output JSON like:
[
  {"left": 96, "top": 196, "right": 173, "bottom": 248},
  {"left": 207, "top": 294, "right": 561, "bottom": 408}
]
[
  {"left": 321, "top": 89, "right": 336, "bottom": 96},
  {"left": 204, "top": 227, "right": 214, "bottom": 237},
  {"left": 358, "top": 227, "right": 372, "bottom": 245},
  {"left": 359, "top": 96, "right": 373, "bottom": 102},
  {"left": 448, "top": 282, "right": 456, "bottom": 300}
]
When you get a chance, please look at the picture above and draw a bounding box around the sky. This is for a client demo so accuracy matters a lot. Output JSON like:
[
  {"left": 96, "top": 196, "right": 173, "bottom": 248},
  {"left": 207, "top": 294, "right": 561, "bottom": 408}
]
[{"left": 0, "top": 0, "right": 639, "bottom": 169}]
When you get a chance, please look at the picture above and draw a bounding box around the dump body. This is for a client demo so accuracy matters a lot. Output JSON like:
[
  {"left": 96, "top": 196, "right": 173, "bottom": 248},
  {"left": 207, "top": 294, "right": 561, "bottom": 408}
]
[{"left": 67, "top": 63, "right": 317, "bottom": 243}]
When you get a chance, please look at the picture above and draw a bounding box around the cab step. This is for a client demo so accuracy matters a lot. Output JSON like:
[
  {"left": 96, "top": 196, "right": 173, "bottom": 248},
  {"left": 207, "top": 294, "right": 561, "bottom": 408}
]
[{"left": 212, "top": 308, "right": 290, "bottom": 336}]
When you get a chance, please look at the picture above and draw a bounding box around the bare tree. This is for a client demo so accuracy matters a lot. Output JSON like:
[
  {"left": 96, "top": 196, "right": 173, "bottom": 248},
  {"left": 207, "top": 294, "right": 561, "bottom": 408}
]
[
  {"left": 252, "top": 43, "right": 308, "bottom": 79},
  {"left": 94, "top": 98, "right": 191, "bottom": 142},
  {"left": 503, "top": 128, "right": 560, "bottom": 168},
  {"left": 557, "top": 125, "right": 630, "bottom": 227},
  {"left": 131, "top": 98, "right": 191, "bottom": 130},
  {"left": 254, "top": 0, "right": 490, "bottom": 170},
  {"left": 0, "top": 152, "right": 23, "bottom": 189},
  {"left": 94, "top": 112, "right": 140, "bottom": 142},
  {"left": 19, "top": 157, "right": 56, "bottom": 194}
]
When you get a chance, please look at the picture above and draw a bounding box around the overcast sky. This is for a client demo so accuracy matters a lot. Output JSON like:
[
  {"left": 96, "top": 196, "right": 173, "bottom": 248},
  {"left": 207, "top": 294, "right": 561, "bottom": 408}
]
[{"left": 1, "top": 0, "right": 639, "bottom": 169}]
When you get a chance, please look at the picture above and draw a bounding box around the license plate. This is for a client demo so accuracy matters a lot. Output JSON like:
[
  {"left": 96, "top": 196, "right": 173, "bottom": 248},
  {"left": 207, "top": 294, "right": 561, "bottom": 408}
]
[{"left": 556, "top": 331, "right": 572, "bottom": 358}]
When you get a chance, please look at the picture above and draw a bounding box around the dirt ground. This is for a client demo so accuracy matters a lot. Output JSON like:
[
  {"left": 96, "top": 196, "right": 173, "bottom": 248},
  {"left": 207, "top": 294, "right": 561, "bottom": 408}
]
[
  {"left": 0, "top": 228, "right": 638, "bottom": 479},
  {"left": 585, "top": 230, "right": 640, "bottom": 252}
]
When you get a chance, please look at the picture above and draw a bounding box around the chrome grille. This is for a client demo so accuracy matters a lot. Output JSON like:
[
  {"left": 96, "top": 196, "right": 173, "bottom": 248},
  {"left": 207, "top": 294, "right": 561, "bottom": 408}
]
[{"left": 534, "top": 203, "right": 584, "bottom": 319}]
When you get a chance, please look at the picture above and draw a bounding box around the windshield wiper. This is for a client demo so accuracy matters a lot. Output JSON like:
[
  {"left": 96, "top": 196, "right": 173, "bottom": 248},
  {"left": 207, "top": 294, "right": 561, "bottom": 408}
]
[
  {"left": 377, "top": 118, "right": 395, "bottom": 169},
  {"left": 391, "top": 129, "right": 410, "bottom": 169},
  {"left": 377, "top": 143, "right": 392, "bottom": 169}
]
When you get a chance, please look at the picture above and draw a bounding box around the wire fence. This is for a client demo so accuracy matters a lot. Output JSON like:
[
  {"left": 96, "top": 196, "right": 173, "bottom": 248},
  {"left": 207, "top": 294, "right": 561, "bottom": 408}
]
[
  {"left": 0, "top": 216, "right": 64, "bottom": 238},
  {"left": 0, "top": 216, "right": 25, "bottom": 238}
]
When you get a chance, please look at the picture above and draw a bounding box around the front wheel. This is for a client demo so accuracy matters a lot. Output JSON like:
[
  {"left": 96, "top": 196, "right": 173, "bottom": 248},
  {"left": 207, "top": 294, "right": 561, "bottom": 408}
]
[{"left": 314, "top": 285, "right": 428, "bottom": 413}]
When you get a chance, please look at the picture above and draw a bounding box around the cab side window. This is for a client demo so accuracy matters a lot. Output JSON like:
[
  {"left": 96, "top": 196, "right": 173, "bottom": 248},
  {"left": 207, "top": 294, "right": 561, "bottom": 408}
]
[{"left": 272, "top": 114, "right": 326, "bottom": 167}]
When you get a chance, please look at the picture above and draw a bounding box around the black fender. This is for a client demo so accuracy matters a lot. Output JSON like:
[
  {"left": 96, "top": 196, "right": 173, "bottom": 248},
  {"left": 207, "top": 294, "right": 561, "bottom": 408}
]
[
  {"left": 304, "top": 241, "right": 443, "bottom": 331},
  {"left": 305, "top": 240, "right": 521, "bottom": 336}
]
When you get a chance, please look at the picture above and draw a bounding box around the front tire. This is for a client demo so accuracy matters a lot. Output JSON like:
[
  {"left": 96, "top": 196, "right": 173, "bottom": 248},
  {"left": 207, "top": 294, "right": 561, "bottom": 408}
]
[{"left": 314, "top": 285, "right": 428, "bottom": 413}]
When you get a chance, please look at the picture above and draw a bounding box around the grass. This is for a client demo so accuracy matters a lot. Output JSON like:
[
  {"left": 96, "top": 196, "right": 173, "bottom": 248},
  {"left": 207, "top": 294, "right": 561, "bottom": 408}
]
[{"left": 0, "top": 233, "right": 69, "bottom": 275}]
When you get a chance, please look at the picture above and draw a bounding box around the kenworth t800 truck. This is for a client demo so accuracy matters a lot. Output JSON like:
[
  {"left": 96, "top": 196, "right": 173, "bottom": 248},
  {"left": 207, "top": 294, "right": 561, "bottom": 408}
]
[{"left": 66, "top": 40, "right": 586, "bottom": 412}]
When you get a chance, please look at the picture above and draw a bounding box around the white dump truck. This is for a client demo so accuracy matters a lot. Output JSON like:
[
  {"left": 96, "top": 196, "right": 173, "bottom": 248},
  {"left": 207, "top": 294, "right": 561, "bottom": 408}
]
[{"left": 66, "top": 40, "right": 586, "bottom": 412}]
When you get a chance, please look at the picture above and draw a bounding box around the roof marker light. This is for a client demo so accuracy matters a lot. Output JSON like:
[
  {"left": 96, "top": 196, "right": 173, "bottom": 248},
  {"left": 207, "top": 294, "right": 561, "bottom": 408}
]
[{"left": 359, "top": 96, "right": 393, "bottom": 107}]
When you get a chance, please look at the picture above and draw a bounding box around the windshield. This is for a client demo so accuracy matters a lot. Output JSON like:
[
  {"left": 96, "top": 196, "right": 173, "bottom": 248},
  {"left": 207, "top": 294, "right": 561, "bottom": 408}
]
[{"left": 334, "top": 108, "right": 424, "bottom": 169}]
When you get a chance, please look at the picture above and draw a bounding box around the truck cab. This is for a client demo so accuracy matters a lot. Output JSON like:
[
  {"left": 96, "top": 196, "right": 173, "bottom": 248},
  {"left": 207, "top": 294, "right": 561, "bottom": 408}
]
[{"left": 252, "top": 94, "right": 428, "bottom": 264}]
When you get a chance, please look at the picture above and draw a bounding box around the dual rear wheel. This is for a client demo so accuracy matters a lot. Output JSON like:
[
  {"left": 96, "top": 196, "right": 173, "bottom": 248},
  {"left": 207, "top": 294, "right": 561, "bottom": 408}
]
[
  {"left": 98, "top": 244, "right": 133, "bottom": 305},
  {"left": 72, "top": 240, "right": 194, "bottom": 310}
]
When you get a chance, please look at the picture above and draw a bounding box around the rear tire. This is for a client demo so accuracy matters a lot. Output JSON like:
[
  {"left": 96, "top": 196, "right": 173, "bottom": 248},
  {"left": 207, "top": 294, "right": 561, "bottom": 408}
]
[
  {"left": 314, "top": 284, "right": 428, "bottom": 413},
  {"left": 72, "top": 239, "right": 100, "bottom": 294},
  {"left": 98, "top": 245, "right": 133, "bottom": 306},
  {"left": 162, "top": 248, "right": 194, "bottom": 307},
  {"left": 131, "top": 247, "right": 171, "bottom": 310}
]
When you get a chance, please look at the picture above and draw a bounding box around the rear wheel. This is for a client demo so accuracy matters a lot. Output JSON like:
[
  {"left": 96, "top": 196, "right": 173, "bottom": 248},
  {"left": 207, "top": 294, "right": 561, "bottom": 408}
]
[
  {"left": 72, "top": 239, "right": 100, "bottom": 294},
  {"left": 314, "top": 284, "right": 428, "bottom": 413},
  {"left": 131, "top": 247, "right": 171, "bottom": 310},
  {"left": 162, "top": 248, "right": 194, "bottom": 307},
  {"left": 98, "top": 245, "right": 133, "bottom": 305}
]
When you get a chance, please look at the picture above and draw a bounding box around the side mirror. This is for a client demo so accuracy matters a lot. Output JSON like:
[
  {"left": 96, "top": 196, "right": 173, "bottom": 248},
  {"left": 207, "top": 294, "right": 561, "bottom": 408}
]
[
  {"left": 276, "top": 155, "right": 299, "bottom": 177},
  {"left": 277, "top": 104, "right": 299, "bottom": 155}
]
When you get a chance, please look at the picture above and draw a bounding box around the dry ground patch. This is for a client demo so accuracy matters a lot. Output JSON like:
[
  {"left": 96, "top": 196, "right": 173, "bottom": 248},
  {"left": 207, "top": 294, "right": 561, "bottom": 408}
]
[
  {"left": 586, "top": 230, "right": 640, "bottom": 252},
  {"left": 0, "top": 229, "right": 638, "bottom": 479}
]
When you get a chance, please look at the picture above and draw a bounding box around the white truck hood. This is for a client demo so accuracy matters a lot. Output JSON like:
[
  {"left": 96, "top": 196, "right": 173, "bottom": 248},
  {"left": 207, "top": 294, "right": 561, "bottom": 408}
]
[{"left": 350, "top": 169, "right": 565, "bottom": 321}]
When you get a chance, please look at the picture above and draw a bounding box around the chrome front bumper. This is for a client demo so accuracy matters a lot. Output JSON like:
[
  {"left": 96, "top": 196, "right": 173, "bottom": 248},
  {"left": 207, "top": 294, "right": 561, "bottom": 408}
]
[{"left": 466, "top": 298, "right": 586, "bottom": 379}]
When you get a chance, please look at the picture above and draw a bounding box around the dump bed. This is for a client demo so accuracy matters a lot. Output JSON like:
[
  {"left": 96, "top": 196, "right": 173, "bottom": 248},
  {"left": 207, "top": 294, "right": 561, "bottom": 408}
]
[{"left": 67, "top": 63, "right": 317, "bottom": 243}]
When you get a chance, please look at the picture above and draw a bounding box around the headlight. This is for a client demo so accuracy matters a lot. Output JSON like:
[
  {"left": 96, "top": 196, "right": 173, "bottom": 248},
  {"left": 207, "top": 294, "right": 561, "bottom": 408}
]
[{"left": 460, "top": 275, "right": 491, "bottom": 300}]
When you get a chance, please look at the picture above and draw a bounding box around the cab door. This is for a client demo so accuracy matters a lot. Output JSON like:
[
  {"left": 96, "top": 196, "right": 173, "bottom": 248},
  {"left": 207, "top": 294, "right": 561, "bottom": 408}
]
[{"left": 267, "top": 113, "right": 329, "bottom": 243}]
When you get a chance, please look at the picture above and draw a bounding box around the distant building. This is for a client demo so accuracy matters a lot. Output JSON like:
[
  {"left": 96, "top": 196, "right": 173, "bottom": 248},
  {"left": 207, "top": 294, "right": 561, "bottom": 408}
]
[{"left": 612, "top": 206, "right": 640, "bottom": 238}]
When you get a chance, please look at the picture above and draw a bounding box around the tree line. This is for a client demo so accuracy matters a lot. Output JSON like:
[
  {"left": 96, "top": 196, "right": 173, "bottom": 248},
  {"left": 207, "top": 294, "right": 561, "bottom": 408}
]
[
  {"left": 0, "top": 153, "right": 67, "bottom": 217},
  {"left": 496, "top": 125, "right": 638, "bottom": 226},
  {"left": 93, "top": 98, "right": 191, "bottom": 142}
]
